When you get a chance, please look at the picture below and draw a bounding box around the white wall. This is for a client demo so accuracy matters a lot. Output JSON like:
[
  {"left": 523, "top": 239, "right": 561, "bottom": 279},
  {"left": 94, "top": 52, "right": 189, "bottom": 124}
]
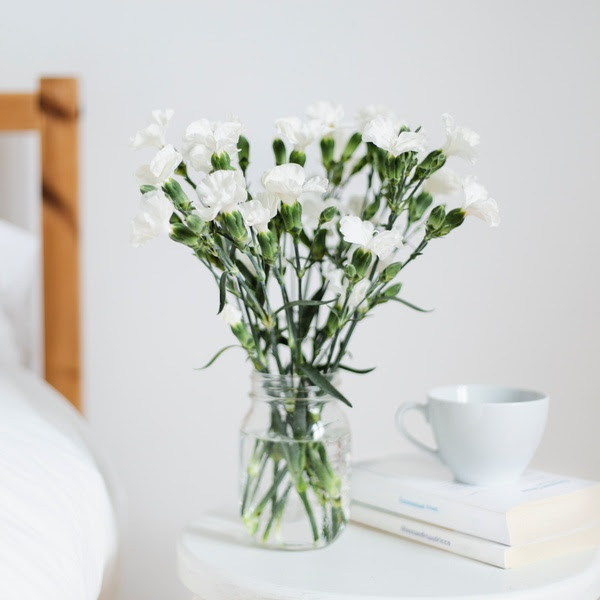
[{"left": 2, "top": 1, "right": 600, "bottom": 598}]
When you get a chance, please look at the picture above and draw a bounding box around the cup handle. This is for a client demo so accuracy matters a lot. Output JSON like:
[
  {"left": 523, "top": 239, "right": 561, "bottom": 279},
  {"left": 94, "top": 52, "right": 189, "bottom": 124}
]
[{"left": 395, "top": 402, "right": 439, "bottom": 458}]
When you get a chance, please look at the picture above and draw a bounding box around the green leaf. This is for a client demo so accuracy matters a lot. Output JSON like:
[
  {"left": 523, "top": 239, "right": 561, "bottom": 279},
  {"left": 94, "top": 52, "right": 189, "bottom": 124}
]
[
  {"left": 273, "top": 298, "right": 335, "bottom": 316},
  {"left": 218, "top": 272, "right": 228, "bottom": 314},
  {"left": 195, "top": 345, "right": 241, "bottom": 370},
  {"left": 388, "top": 297, "right": 434, "bottom": 312},
  {"left": 338, "top": 364, "right": 376, "bottom": 374},
  {"left": 298, "top": 363, "right": 352, "bottom": 407}
]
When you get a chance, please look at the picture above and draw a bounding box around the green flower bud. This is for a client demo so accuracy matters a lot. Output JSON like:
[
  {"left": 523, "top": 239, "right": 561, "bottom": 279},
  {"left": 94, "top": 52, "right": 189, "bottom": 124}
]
[
  {"left": 426, "top": 205, "right": 446, "bottom": 238},
  {"left": 341, "top": 132, "right": 362, "bottom": 162},
  {"left": 140, "top": 184, "right": 157, "bottom": 194},
  {"left": 351, "top": 248, "right": 372, "bottom": 280},
  {"left": 237, "top": 136, "right": 250, "bottom": 174},
  {"left": 211, "top": 151, "right": 232, "bottom": 171},
  {"left": 231, "top": 322, "right": 255, "bottom": 351},
  {"left": 343, "top": 264, "right": 357, "bottom": 281},
  {"left": 163, "top": 179, "right": 192, "bottom": 211},
  {"left": 320, "top": 137, "right": 335, "bottom": 170},
  {"left": 380, "top": 261, "right": 403, "bottom": 283},
  {"left": 414, "top": 150, "right": 446, "bottom": 181},
  {"left": 350, "top": 154, "right": 368, "bottom": 175},
  {"left": 257, "top": 230, "right": 278, "bottom": 264},
  {"left": 272, "top": 138, "right": 286, "bottom": 165},
  {"left": 289, "top": 150, "right": 306, "bottom": 167},
  {"left": 408, "top": 191, "right": 433, "bottom": 224},
  {"left": 170, "top": 223, "right": 197, "bottom": 247},
  {"left": 186, "top": 213, "right": 207, "bottom": 234},
  {"left": 438, "top": 208, "right": 465, "bottom": 236},
  {"left": 331, "top": 162, "right": 344, "bottom": 185},
  {"left": 384, "top": 153, "right": 398, "bottom": 181},
  {"left": 319, "top": 206, "right": 339, "bottom": 226},
  {"left": 324, "top": 310, "right": 340, "bottom": 337},
  {"left": 221, "top": 210, "right": 248, "bottom": 245},
  {"left": 280, "top": 201, "right": 303, "bottom": 237},
  {"left": 310, "top": 228, "right": 328, "bottom": 261},
  {"left": 383, "top": 283, "right": 402, "bottom": 298}
]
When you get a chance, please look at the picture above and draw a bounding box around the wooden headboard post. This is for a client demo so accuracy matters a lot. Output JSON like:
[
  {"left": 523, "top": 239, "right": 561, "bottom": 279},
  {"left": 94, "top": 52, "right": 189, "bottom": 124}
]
[
  {"left": 40, "top": 78, "right": 81, "bottom": 410},
  {"left": 0, "top": 77, "right": 81, "bottom": 410}
]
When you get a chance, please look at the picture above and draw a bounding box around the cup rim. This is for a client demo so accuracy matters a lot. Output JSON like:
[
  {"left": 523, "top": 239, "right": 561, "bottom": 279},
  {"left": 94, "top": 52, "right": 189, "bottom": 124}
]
[{"left": 428, "top": 384, "right": 548, "bottom": 405}]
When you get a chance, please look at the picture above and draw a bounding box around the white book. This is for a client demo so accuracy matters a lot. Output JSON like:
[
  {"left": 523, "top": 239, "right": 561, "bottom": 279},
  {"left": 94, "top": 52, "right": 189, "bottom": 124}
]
[
  {"left": 351, "top": 501, "right": 600, "bottom": 569},
  {"left": 352, "top": 455, "right": 600, "bottom": 545}
]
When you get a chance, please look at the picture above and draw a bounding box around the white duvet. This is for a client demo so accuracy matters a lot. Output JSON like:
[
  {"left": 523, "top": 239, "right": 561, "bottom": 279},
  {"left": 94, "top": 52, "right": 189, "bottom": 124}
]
[{"left": 0, "top": 368, "right": 118, "bottom": 600}]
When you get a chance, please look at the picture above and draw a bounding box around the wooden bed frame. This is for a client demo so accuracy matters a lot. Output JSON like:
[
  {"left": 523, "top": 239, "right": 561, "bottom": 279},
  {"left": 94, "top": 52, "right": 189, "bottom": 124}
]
[{"left": 0, "top": 78, "right": 81, "bottom": 411}]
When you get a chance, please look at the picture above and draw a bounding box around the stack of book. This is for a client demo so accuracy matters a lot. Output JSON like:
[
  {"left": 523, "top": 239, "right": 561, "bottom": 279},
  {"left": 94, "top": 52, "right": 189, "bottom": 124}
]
[{"left": 351, "top": 455, "right": 600, "bottom": 569}]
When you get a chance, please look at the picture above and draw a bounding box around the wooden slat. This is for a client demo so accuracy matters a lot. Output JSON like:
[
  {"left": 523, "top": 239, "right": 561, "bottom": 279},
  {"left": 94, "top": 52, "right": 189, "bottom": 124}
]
[
  {"left": 0, "top": 93, "right": 40, "bottom": 130},
  {"left": 40, "top": 78, "right": 81, "bottom": 411}
]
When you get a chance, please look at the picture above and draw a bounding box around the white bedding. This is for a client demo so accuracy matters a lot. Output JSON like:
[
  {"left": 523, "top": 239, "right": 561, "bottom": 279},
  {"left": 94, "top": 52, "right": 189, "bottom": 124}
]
[{"left": 0, "top": 368, "right": 118, "bottom": 600}]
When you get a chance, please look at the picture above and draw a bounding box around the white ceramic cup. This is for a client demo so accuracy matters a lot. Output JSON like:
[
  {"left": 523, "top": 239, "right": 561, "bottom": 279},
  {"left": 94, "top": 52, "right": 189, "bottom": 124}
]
[{"left": 395, "top": 384, "right": 549, "bottom": 485}]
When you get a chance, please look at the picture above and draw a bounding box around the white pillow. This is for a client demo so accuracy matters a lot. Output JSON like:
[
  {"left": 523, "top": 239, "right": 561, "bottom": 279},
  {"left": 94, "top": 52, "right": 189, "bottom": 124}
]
[
  {"left": 0, "top": 368, "right": 119, "bottom": 600},
  {"left": 0, "top": 219, "right": 38, "bottom": 366}
]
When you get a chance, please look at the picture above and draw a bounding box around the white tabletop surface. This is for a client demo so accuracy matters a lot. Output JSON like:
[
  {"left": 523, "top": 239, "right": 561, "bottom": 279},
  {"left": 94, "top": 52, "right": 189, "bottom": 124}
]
[{"left": 177, "top": 512, "right": 600, "bottom": 600}]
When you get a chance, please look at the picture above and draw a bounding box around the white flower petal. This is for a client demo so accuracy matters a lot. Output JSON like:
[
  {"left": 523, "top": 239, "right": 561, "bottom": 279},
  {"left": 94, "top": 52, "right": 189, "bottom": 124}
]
[
  {"left": 355, "top": 105, "right": 399, "bottom": 134},
  {"left": 340, "top": 215, "right": 375, "bottom": 247},
  {"left": 303, "top": 175, "right": 329, "bottom": 194},
  {"left": 194, "top": 170, "right": 247, "bottom": 221},
  {"left": 441, "top": 113, "right": 480, "bottom": 164},
  {"left": 275, "top": 117, "right": 322, "bottom": 151},
  {"left": 135, "top": 145, "right": 182, "bottom": 186},
  {"left": 367, "top": 229, "right": 403, "bottom": 260},
  {"left": 130, "top": 190, "right": 173, "bottom": 246},
  {"left": 390, "top": 130, "right": 428, "bottom": 156},
  {"left": 262, "top": 163, "right": 306, "bottom": 205},
  {"left": 129, "top": 109, "right": 173, "bottom": 150},
  {"left": 238, "top": 199, "right": 272, "bottom": 233},
  {"left": 221, "top": 303, "right": 242, "bottom": 326},
  {"left": 423, "top": 166, "right": 462, "bottom": 195},
  {"left": 182, "top": 118, "right": 244, "bottom": 171},
  {"left": 306, "top": 101, "right": 344, "bottom": 134},
  {"left": 461, "top": 176, "right": 500, "bottom": 227}
]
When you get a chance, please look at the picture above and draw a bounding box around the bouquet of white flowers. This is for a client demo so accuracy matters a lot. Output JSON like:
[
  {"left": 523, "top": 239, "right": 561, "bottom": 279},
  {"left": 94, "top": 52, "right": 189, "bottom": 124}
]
[{"left": 131, "top": 102, "right": 498, "bottom": 548}]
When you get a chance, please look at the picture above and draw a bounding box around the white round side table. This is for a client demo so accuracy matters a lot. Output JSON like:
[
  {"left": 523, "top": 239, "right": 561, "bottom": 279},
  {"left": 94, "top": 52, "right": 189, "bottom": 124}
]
[{"left": 177, "top": 512, "right": 600, "bottom": 600}]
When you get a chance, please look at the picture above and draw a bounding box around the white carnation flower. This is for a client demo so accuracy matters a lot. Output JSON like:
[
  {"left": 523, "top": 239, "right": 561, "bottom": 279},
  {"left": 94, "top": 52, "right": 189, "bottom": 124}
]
[
  {"left": 262, "top": 164, "right": 328, "bottom": 205},
  {"left": 355, "top": 105, "right": 398, "bottom": 134},
  {"left": 135, "top": 145, "right": 182, "bottom": 186},
  {"left": 423, "top": 166, "right": 462, "bottom": 195},
  {"left": 362, "top": 116, "right": 427, "bottom": 157},
  {"left": 306, "top": 101, "right": 344, "bottom": 134},
  {"left": 275, "top": 117, "right": 323, "bottom": 151},
  {"left": 441, "top": 113, "right": 480, "bottom": 164},
  {"left": 340, "top": 215, "right": 403, "bottom": 260},
  {"left": 182, "top": 118, "right": 244, "bottom": 172},
  {"left": 461, "top": 176, "right": 500, "bottom": 227},
  {"left": 130, "top": 190, "right": 173, "bottom": 247},
  {"left": 129, "top": 109, "right": 174, "bottom": 150},
  {"left": 238, "top": 199, "right": 272, "bottom": 233},
  {"left": 194, "top": 170, "right": 247, "bottom": 221},
  {"left": 368, "top": 229, "right": 404, "bottom": 261},
  {"left": 221, "top": 303, "right": 242, "bottom": 326},
  {"left": 340, "top": 215, "right": 375, "bottom": 246}
]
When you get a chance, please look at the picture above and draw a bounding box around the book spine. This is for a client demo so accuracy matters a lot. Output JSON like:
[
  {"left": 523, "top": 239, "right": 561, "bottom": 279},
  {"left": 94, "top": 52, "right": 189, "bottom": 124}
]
[
  {"left": 351, "top": 469, "right": 512, "bottom": 544},
  {"left": 351, "top": 502, "right": 508, "bottom": 568}
]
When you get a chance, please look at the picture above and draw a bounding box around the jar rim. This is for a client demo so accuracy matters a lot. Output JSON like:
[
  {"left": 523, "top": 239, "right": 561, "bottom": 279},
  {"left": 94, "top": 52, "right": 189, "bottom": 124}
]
[{"left": 250, "top": 370, "right": 340, "bottom": 401}]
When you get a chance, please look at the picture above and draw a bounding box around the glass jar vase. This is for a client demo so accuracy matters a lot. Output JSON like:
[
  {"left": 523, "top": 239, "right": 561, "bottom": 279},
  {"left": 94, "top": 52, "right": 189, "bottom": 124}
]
[{"left": 239, "top": 372, "right": 351, "bottom": 549}]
